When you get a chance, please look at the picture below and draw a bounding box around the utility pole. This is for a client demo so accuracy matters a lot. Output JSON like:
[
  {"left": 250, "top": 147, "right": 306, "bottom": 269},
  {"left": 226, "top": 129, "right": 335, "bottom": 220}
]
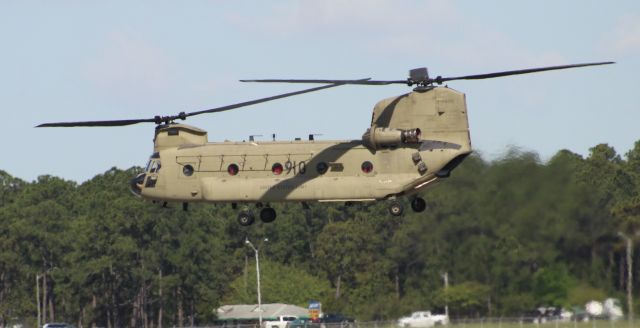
[
  {"left": 443, "top": 272, "right": 449, "bottom": 319},
  {"left": 618, "top": 232, "right": 633, "bottom": 327},
  {"left": 246, "top": 238, "right": 267, "bottom": 326},
  {"left": 36, "top": 274, "right": 41, "bottom": 328}
]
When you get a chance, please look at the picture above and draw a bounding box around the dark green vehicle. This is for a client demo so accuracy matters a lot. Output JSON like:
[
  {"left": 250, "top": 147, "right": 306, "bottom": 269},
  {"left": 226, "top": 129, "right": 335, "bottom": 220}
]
[{"left": 286, "top": 318, "right": 318, "bottom": 328}]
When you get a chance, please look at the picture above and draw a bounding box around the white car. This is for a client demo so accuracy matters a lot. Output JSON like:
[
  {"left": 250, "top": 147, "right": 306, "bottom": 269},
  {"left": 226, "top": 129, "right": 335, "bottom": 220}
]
[
  {"left": 397, "top": 311, "right": 449, "bottom": 327},
  {"left": 586, "top": 298, "right": 624, "bottom": 321},
  {"left": 263, "top": 315, "right": 298, "bottom": 328},
  {"left": 42, "top": 324, "right": 75, "bottom": 328}
]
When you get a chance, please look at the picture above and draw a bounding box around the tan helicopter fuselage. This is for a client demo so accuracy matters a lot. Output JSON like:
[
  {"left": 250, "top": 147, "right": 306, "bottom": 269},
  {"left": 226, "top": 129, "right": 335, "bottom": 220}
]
[{"left": 137, "top": 86, "right": 472, "bottom": 204}]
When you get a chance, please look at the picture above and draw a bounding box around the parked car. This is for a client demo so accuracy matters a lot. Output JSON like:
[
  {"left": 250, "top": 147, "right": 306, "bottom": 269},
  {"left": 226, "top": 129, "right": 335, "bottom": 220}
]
[
  {"left": 604, "top": 298, "right": 623, "bottom": 320},
  {"left": 287, "top": 318, "right": 316, "bottom": 328},
  {"left": 42, "top": 324, "right": 75, "bottom": 328},
  {"left": 520, "top": 309, "right": 543, "bottom": 323},
  {"left": 312, "top": 313, "right": 355, "bottom": 328},
  {"left": 571, "top": 307, "right": 590, "bottom": 323},
  {"left": 397, "top": 311, "right": 448, "bottom": 327},
  {"left": 585, "top": 298, "right": 623, "bottom": 321},
  {"left": 521, "top": 307, "right": 572, "bottom": 324},
  {"left": 263, "top": 315, "right": 299, "bottom": 328}
]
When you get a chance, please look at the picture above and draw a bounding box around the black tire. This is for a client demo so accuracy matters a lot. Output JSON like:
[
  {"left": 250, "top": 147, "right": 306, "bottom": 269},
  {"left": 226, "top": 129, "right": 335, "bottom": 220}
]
[
  {"left": 237, "top": 211, "right": 255, "bottom": 226},
  {"left": 260, "top": 207, "right": 277, "bottom": 223},
  {"left": 411, "top": 197, "right": 427, "bottom": 212},
  {"left": 388, "top": 201, "right": 404, "bottom": 216}
]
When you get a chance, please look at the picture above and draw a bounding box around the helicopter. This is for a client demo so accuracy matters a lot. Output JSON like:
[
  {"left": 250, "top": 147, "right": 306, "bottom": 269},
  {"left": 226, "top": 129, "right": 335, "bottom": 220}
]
[{"left": 38, "top": 61, "right": 613, "bottom": 226}]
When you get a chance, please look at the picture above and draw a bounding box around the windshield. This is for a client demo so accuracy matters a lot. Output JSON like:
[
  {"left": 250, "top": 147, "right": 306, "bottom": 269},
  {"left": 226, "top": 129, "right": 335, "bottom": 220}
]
[{"left": 146, "top": 159, "right": 161, "bottom": 173}]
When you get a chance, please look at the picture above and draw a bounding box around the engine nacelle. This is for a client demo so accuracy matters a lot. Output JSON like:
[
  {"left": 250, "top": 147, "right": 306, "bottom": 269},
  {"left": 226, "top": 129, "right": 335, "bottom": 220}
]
[
  {"left": 154, "top": 124, "right": 207, "bottom": 152},
  {"left": 362, "top": 127, "right": 421, "bottom": 150}
]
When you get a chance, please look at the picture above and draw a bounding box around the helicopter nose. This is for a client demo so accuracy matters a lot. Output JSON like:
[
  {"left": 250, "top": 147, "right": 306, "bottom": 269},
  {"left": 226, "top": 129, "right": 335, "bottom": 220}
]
[{"left": 130, "top": 173, "right": 146, "bottom": 196}]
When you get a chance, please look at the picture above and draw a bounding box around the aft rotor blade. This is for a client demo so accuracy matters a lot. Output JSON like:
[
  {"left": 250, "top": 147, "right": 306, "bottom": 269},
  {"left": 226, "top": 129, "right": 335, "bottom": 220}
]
[
  {"left": 435, "top": 61, "right": 615, "bottom": 84},
  {"left": 187, "top": 78, "right": 370, "bottom": 117},
  {"left": 37, "top": 118, "right": 157, "bottom": 127},
  {"left": 241, "top": 78, "right": 403, "bottom": 85},
  {"left": 243, "top": 62, "right": 615, "bottom": 87}
]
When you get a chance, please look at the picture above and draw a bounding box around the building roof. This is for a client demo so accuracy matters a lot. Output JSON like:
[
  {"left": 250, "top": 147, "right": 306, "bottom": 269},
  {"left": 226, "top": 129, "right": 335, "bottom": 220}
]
[{"left": 217, "top": 303, "right": 309, "bottom": 320}]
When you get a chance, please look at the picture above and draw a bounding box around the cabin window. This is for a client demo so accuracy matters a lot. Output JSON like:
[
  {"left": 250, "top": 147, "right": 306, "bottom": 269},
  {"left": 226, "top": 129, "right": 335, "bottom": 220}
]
[
  {"left": 149, "top": 160, "right": 161, "bottom": 173},
  {"left": 316, "top": 162, "right": 328, "bottom": 175},
  {"left": 183, "top": 164, "right": 194, "bottom": 176},
  {"left": 228, "top": 163, "right": 239, "bottom": 176},
  {"left": 361, "top": 161, "right": 373, "bottom": 173},
  {"left": 272, "top": 163, "right": 283, "bottom": 175}
]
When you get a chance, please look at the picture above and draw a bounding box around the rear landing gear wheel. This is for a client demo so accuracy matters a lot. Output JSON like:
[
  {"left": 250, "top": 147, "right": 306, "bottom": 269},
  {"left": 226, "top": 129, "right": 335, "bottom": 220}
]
[
  {"left": 411, "top": 197, "right": 426, "bottom": 212},
  {"left": 260, "top": 207, "right": 277, "bottom": 223},
  {"left": 237, "top": 210, "right": 255, "bottom": 226},
  {"left": 388, "top": 201, "right": 404, "bottom": 216}
]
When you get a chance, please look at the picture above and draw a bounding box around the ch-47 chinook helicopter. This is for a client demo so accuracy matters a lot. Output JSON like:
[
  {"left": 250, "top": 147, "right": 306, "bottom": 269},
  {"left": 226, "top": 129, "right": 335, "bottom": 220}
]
[{"left": 38, "top": 61, "right": 613, "bottom": 226}]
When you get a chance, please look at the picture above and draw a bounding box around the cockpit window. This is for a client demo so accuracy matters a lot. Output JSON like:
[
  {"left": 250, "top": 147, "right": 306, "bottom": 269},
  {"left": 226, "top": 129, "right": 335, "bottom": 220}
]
[
  {"left": 146, "top": 152, "right": 161, "bottom": 173},
  {"left": 145, "top": 159, "right": 162, "bottom": 173},
  {"left": 149, "top": 160, "right": 161, "bottom": 173}
]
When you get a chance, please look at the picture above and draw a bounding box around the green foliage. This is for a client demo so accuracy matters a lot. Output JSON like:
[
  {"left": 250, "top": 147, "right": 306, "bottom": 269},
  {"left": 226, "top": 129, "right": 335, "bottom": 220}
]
[
  {"left": 532, "top": 264, "right": 574, "bottom": 306},
  {"left": 435, "top": 281, "right": 491, "bottom": 317},
  {"left": 566, "top": 283, "right": 608, "bottom": 306},
  {"left": 1, "top": 140, "right": 639, "bottom": 325},
  {"left": 496, "top": 293, "right": 536, "bottom": 316},
  {"left": 224, "top": 259, "right": 332, "bottom": 307}
]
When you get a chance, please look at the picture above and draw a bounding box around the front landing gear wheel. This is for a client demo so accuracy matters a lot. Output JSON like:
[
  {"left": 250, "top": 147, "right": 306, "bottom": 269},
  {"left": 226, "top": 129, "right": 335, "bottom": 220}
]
[
  {"left": 388, "top": 201, "right": 404, "bottom": 216},
  {"left": 260, "top": 207, "right": 277, "bottom": 223},
  {"left": 411, "top": 197, "right": 426, "bottom": 212},
  {"left": 237, "top": 210, "right": 255, "bottom": 226}
]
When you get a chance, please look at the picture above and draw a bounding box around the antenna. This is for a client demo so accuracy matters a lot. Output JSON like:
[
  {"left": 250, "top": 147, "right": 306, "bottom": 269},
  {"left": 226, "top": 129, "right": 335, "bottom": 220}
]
[{"left": 309, "top": 133, "right": 323, "bottom": 141}]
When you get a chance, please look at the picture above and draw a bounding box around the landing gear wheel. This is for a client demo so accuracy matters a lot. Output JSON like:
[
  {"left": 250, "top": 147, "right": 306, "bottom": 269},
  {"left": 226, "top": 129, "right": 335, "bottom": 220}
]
[
  {"left": 388, "top": 201, "right": 404, "bottom": 216},
  {"left": 411, "top": 197, "right": 426, "bottom": 212},
  {"left": 260, "top": 207, "right": 277, "bottom": 223},
  {"left": 237, "top": 210, "right": 255, "bottom": 226}
]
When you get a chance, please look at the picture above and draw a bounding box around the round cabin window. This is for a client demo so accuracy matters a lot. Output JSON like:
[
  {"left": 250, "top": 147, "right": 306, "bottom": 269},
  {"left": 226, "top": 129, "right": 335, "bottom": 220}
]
[
  {"left": 183, "top": 164, "right": 194, "bottom": 176},
  {"left": 361, "top": 161, "right": 374, "bottom": 174},
  {"left": 272, "top": 163, "right": 284, "bottom": 175},
  {"left": 316, "top": 162, "right": 328, "bottom": 175},
  {"left": 227, "top": 163, "right": 239, "bottom": 176}
]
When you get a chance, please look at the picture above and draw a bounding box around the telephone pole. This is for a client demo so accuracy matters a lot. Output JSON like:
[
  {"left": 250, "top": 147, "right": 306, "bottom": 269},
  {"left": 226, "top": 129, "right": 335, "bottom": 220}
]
[
  {"left": 618, "top": 232, "right": 633, "bottom": 327},
  {"left": 246, "top": 238, "right": 268, "bottom": 326}
]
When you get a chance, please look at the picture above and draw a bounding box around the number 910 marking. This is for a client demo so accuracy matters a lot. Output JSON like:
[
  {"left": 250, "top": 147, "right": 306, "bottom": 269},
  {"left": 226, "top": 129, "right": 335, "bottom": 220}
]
[{"left": 283, "top": 160, "right": 306, "bottom": 175}]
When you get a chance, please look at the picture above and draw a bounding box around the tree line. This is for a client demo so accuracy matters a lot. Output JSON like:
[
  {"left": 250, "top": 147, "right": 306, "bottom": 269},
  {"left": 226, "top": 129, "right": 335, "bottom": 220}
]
[{"left": 0, "top": 141, "right": 639, "bottom": 327}]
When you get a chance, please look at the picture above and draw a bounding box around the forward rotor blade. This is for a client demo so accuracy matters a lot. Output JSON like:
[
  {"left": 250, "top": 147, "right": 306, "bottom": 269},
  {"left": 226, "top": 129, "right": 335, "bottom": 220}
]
[
  {"left": 435, "top": 61, "right": 615, "bottom": 84},
  {"left": 187, "top": 78, "right": 370, "bottom": 117},
  {"left": 37, "top": 80, "right": 365, "bottom": 128},
  {"left": 37, "top": 118, "right": 157, "bottom": 127}
]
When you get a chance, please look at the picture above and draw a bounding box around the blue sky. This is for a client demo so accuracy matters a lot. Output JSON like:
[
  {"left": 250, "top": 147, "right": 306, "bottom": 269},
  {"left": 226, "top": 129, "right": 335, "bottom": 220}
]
[{"left": 1, "top": 1, "right": 638, "bottom": 183}]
